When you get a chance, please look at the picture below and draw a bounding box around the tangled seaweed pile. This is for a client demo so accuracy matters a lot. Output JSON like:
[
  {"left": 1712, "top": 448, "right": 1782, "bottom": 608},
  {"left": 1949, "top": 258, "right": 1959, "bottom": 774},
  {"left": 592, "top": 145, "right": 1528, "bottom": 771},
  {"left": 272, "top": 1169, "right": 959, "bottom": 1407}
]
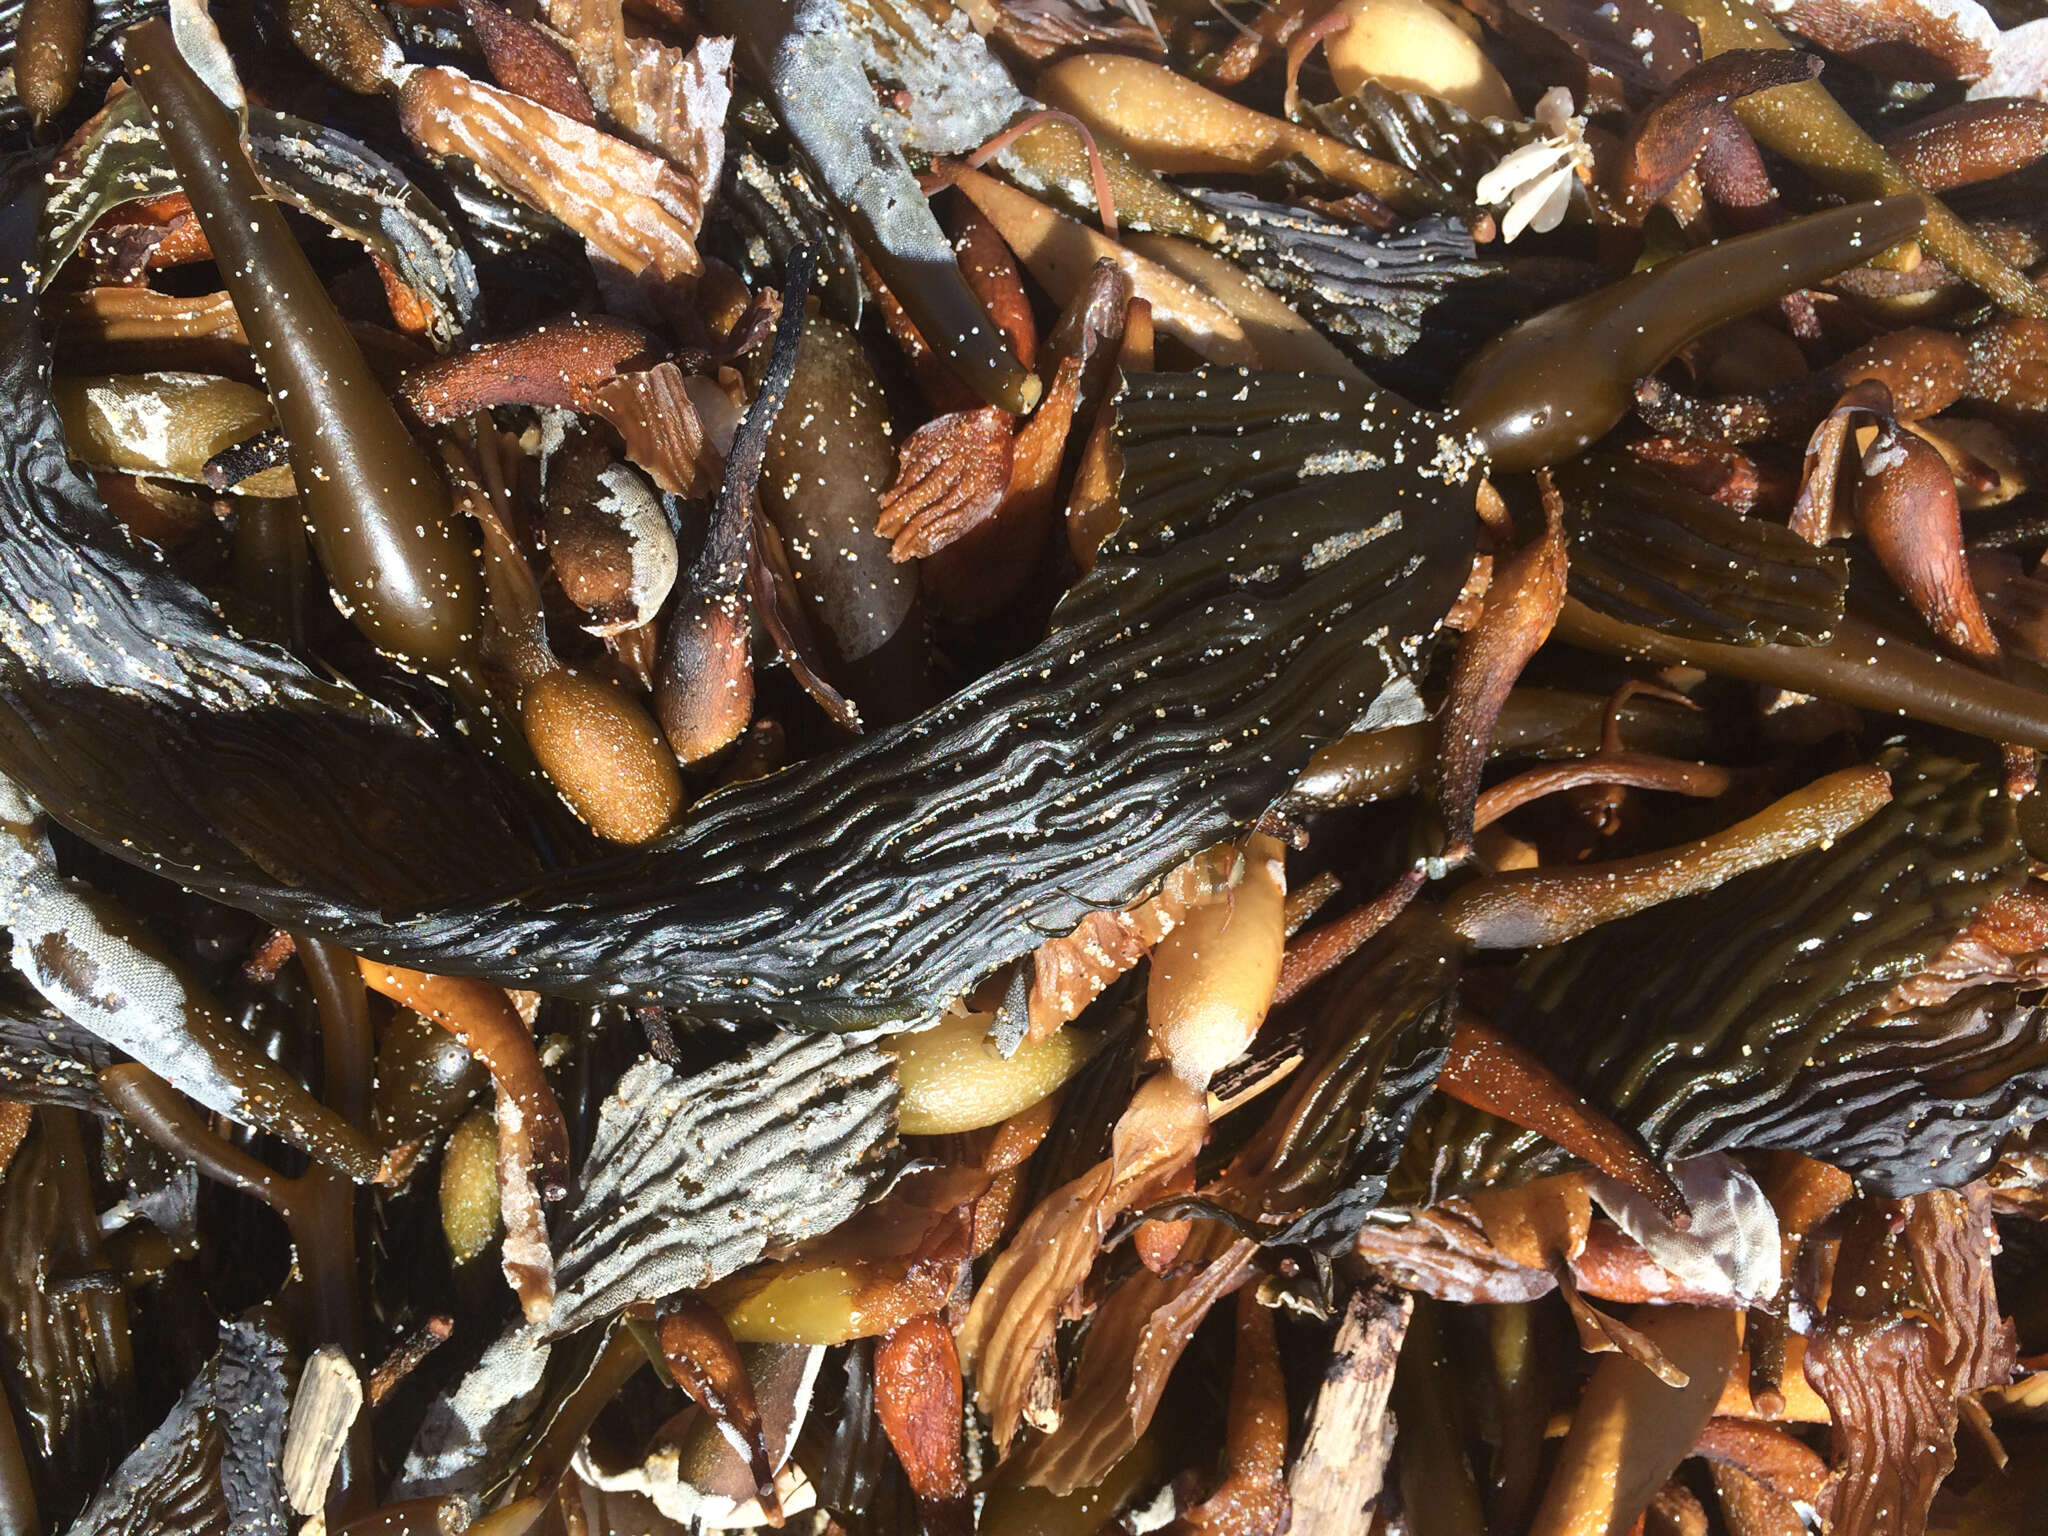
[{"left": 8, "top": 0, "right": 2048, "bottom": 1531}]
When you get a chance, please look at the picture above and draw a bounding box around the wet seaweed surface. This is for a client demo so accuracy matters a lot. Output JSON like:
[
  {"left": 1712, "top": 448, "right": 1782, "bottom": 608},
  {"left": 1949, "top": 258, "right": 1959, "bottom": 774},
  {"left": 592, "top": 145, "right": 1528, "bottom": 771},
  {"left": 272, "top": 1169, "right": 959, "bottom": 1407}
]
[{"left": 8, "top": 1, "right": 2048, "bottom": 1533}]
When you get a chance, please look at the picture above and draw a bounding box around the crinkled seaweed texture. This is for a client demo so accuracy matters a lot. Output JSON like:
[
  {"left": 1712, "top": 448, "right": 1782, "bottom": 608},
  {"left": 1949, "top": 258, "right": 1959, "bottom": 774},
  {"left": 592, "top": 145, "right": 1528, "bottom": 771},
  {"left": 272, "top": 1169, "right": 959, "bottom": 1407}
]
[
  {"left": 394, "top": 1320, "right": 555, "bottom": 1507},
  {"left": 64, "top": 1320, "right": 290, "bottom": 1536},
  {"left": 548, "top": 1034, "right": 900, "bottom": 1334},
  {"left": 1199, "top": 192, "right": 1494, "bottom": 364},
  {"left": 339, "top": 369, "right": 1475, "bottom": 1025},
  {"left": 0, "top": 162, "right": 1478, "bottom": 1036},
  {"left": 1422, "top": 750, "right": 2048, "bottom": 1197},
  {"left": 1216, "top": 910, "right": 1462, "bottom": 1251},
  {"left": 398, "top": 1032, "right": 899, "bottom": 1504},
  {"left": 1, "top": 1110, "right": 131, "bottom": 1501},
  {"left": 1551, "top": 455, "right": 1848, "bottom": 646}
]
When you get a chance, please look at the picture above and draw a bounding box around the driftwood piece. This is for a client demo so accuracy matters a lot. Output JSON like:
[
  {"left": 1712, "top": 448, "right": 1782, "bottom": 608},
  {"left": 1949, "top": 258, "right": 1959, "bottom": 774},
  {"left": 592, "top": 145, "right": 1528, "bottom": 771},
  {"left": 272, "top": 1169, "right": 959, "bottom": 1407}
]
[{"left": 1287, "top": 1279, "right": 1412, "bottom": 1531}]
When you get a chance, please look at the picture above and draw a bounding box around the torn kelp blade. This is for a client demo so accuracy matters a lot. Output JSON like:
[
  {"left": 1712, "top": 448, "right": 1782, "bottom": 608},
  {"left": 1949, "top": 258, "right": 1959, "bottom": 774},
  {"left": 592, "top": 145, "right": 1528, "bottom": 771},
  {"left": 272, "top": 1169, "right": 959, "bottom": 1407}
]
[
  {"left": 1227, "top": 909, "right": 1462, "bottom": 1252},
  {"left": 1422, "top": 750, "right": 2045, "bottom": 1198},
  {"left": 65, "top": 1320, "right": 290, "bottom": 1536},
  {"left": 337, "top": 369, "right": 1476, "bottom": 1026},
  {"left": 0, "top": 983, "right": 111, "bottom": 1112},
  {"left": 1196, "top": 191, "right": 1494, "bottom": 363},
  {"left": 548, "top": 1033, "right": 899, "bottom": 1335}
]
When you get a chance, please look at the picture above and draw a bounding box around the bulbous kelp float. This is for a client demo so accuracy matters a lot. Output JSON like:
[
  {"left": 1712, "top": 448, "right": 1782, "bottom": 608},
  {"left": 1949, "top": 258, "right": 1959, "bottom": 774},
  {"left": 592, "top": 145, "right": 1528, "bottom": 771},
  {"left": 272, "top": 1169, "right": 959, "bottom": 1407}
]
[{"left": 5, "top": 35, "right": 2048, "bottom": 1051}]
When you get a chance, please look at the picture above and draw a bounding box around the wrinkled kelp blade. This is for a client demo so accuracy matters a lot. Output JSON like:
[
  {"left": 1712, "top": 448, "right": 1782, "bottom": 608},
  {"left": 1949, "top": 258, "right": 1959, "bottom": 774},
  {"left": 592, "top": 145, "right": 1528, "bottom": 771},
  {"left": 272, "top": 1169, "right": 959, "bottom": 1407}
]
[
  {"left": 1243, "top": 910, "right": 1461, "bottom": 1250},
  {"left": 1305, "top": 84, "right": 1518, "bottom": 205},
  {"left": 548, "top": 1034, "right": 899, "bottom": 1334},
  {"left": 708, "top": 124, "right": 866, "bottom": 327},
  {"left": 1422, "top": 750, "right": 2043, "bottom": 1197},
  {"left": 1553, "top": 455, "right": 1847, "bottom": 646},
  {"left": 1199, "top": 191, "right": 1493, "bottom": 363},
  {"left": 2, "top": 143, "right": 1474, "bottom": 1032},
  {"left": 0, "top": 989, "right": 111, "bottom": 1111},
  {"left": 65, "top": 1320, "right": 290, "bottom": 1536},
  {"left": 338, "top": 369, "right": 1476, "bottom": 1026}
]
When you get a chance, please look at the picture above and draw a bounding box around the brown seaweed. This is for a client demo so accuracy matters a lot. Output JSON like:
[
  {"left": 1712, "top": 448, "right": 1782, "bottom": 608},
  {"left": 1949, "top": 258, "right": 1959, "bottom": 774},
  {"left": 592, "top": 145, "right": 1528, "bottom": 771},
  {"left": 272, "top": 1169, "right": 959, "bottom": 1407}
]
[{"left": 1423, "top": 750, "right": 2048, "bottom": 1197}]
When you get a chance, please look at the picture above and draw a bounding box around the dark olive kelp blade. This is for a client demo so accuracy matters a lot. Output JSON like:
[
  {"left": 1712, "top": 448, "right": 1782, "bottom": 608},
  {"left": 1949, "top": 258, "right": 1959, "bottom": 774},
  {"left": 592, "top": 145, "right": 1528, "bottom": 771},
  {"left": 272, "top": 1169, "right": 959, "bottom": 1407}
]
[
  {"left": 1198, "top": 191, "right": 1494, "bottom": 363},
  {"left": 0, "top": 148, "right": 1476, "bottom": 1032},
  {"left": 709, "top": 122, "right": 866, "bottom": 328},
  {"left": 0, "top": 993, "right": 113, "bottom": 1111},
  {"left": 1422, "top": 750, "right": 2044, "bottom": 1197},
  {"left": 346, "top": 369, "right": 1478, "bottom": 1027},
  {"left": 1304, "top": 84, "right": 1520, "bottom": 206},
  {"left": 1552, "top": 455, "right": 1847, "bottom": 646},
  {"left": 65, "top": 1320, "right": 290, "bottom": 1536},
  {"left": 1231, "top": 910, "right": 1461, "bottom": 1251}
]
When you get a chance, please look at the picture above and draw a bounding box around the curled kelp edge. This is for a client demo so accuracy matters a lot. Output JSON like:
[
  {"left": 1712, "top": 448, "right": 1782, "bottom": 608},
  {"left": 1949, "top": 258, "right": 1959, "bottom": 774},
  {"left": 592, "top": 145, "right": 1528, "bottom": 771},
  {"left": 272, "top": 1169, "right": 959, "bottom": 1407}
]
[
  {"left": 66, "top": 1319, "right": 290, "bottom": 1536},
  {"left": 0, "top": 984, "right": 113, "bottom": 1112},
  {"left": 1197, "top": 190, "right": 1496, "bottom": 367},
  {"left": 398, "top": 1033, "right": 897, "bottom": 1510}
]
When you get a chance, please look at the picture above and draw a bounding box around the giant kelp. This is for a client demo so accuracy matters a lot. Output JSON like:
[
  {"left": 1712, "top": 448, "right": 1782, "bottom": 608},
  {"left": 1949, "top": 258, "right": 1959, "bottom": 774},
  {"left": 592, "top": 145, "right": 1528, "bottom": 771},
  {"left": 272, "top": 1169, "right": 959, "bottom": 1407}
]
[
  {"left": 1423, "top": 750, "right": 2048, "bottom": 1197},
  {"left": 332, "top": 368, "right": 1477, "bottom": 1027},
  {"left": 547, "top": 1033, "right": 900, "bottom": 1333},
  {"left": 1214, "top": 909, "right": 1464, "bottom": 1252},
  {"left": 1197, "top": 192, "right": 1494, "bottom": 365},
  {"left": 0, "top": 163, "right": 1477, "bottom": 1028}
]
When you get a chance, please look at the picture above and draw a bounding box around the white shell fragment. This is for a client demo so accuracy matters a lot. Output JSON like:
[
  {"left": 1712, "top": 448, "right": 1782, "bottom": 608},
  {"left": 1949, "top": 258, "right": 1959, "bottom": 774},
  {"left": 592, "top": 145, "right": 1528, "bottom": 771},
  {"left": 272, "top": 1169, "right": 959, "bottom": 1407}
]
[{"left": 1589, "top": 1153, "right": 1782, "bottom": 1304}]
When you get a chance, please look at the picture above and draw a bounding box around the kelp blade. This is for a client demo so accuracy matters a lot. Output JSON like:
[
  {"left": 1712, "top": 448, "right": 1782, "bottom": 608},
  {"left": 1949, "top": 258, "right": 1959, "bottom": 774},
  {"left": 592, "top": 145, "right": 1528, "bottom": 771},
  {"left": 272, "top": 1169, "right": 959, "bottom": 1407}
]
[
  {"left": 1552, "top": 455, "right": 1847, "bottom": 646},
  {"left": 1231, "top": 909, "right": 1461, "bottom": 1250},
  {"left": 1420, "top": 750, "right": 2044, "bottom": 1198},
  {"left": 65, "top": 1321, "right": 290, "bottom": 1536},
  {"left": 705, "top": 96, "right": 866, "bottom": 328},
  {"left": 1304, "top": 84, "right": 1517, "bottom": 206},
  {"left": 1198, "top": 191, "right": 1493, "bottom": 364},
  {"left": 546, "top": 1034, "right": 900, "bottom": 1334},
  {"left": 345, "top": 369, "right": 1478, "bottom": 1027},
  {"left": 0, "top": 163, "right": 1478, "bottom": 1041}
]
